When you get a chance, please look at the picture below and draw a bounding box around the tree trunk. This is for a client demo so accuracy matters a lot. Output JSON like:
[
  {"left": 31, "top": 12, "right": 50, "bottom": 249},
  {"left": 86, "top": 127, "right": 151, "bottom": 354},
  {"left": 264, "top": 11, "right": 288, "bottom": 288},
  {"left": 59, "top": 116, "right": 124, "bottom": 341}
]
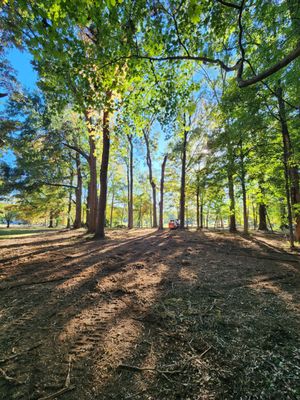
[
  {"left": 159, "top": 155, "right": 168, "bottom": 229},
  {"left": 84, "top": 110, "right": 98, "bottom": 234},
  {"left": 49, "top": 210, "right": 54, "bottom": 228},
  {"left": 228, "top": 169, "right": 237, "bottom": 232},
  {"left": 200, "top": 199, "right": 204, "bottom": 229},
  {"left": 196, "top": 188, "right": 200, "bottom": 229},
  {"left": 179, "top": 124, "right": 188, "bottom": 229},
  {"left": 6, "top": 220, "right": 10, "bottom": 228},
  {"left": 258, "top": 203, "right": 268, "bottom": 231},
  {"left": 276, "top": 85, "right": 296, "bottom": 247},
  {"left": 73, "top": 152, "right": 82, "bottom": 229},
  {"left": 127, "top": 135, "right": 134, "bottom": 229},
  {"left": 252, "top": 202, "right": 257, "bottom": 230},
  {"left": 240, "top": 154, "right": 248, "bottom": 234},
  {"left": 66, "top": 190, "right": 72, "bottom": 229},
  {"left": 149, "top": 194, "right": 152, "bottom": 227},
  {"left": 143, "top": 129, "right": 157, "bottom": 228},
  {"left": 66, "top": 168, "right": 73, "bottom": 229},
  {"left": 95, "top": 99, "right": 111, "bottom": 239}
]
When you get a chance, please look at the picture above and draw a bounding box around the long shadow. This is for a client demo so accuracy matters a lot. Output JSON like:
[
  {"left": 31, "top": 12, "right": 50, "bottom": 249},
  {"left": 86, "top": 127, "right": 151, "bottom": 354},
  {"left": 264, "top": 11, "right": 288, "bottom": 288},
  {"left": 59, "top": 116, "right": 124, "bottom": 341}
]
[
  {"left": 0, "top": 230, "right": 86, "bottom": 250},
  {"left": 0, "top": 229, "right": 299, "bottom": 400}
]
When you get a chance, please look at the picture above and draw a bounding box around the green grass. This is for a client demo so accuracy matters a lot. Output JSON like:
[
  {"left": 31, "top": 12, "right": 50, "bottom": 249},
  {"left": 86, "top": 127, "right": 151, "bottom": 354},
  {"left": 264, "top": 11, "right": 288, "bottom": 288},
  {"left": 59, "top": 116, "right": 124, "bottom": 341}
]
[{"left": 0, "top": 227, "right": 59, "bottom": 239}]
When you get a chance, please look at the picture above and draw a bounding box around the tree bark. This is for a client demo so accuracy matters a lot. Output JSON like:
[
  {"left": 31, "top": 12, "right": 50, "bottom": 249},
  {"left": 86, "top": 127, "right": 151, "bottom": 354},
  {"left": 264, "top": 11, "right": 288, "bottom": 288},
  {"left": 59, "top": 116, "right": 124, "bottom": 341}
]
[
  {"left": 84, "top": 111, "right": 98, "bottom": 234},
  {"left": 73, "top": 152, "right": 82, "bottom": 229},
  {"left": 127, "top": 135, "right": 134, "bottom": 229},
  {"left": 49, "top": 210, "right": 54, "bottom": 228},
  {"left": 159, "top": 154, "right": 168, "bottom": 229},
  {"left": 276, "top": 85, "right": 297, "bottom": 247},
  {"left": 143, "top": 129, "right": 157, "bottom": 228},
  {"left": 200, "top": 199, "right": 204, "bottom": 229},
  {"left": 228, "top": 169, "right": 237, "bottom": 232},
  {"left": 95, "top": 97, "right": 111, "bottom": 239},
  {"left": 66, "top": 167, "right": 73, "bottom": 229},
  {"left": 179, "top": 123, "right": 188, "bottom": 229},
  {"left": 240, "top": 153, "right": 248, "bottom": 233},
  {"left": 258, "top": 203, "right": 268, "bottom": 231},
  {"left": 66, "top": 189, "right": 72, "bottom": 229},
  {"left": 196, "top": 188, "right": 200, "bottom": 229}
]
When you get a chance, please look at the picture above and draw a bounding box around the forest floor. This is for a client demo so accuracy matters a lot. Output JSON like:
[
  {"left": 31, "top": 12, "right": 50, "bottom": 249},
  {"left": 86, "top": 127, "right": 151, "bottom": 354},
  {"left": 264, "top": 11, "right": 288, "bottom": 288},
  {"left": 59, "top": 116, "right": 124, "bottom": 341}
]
[{"left": 0, "top": 228, "right": 299, "bottom": 400}]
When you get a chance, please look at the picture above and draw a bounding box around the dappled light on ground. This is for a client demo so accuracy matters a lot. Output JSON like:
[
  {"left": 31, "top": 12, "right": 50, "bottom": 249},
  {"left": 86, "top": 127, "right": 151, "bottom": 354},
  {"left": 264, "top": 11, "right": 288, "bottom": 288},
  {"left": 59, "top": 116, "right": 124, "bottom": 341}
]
[{"left": 0, "top": 229, "right": 299, "bottom": 399}]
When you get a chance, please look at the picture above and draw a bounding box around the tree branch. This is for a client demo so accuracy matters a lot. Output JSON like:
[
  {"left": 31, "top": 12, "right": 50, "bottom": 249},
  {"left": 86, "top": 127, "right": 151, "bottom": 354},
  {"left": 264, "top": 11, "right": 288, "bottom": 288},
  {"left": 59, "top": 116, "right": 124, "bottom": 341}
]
[
  {"left": 63, "top": 143, "right": 89, "bottom": 161},
  {"left": 237, "top": 42, "right": 300, "bottom": 87},
  {"left": 100, "top": 54, "right": 240, "bottom": 72},
  {"left": 38, "top": 182, "right": 77, "bottom": 189},
  {"left": 216, "top": 0, "right": 241, "bottom": 9}
]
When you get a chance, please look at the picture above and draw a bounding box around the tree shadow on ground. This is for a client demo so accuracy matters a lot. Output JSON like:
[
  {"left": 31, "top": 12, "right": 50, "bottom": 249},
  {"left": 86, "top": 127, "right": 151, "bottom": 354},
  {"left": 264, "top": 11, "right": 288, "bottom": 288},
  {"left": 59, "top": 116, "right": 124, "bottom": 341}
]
[{"left": 0, "top": 229, "right": 299, "bottom": 400}]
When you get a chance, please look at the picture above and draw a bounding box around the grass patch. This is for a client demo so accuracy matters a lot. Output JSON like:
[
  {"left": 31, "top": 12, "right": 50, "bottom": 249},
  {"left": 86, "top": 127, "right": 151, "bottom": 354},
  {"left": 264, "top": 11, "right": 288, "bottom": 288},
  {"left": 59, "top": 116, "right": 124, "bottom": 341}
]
[{"left": 0, "top": 227, "right": 58, "bottom": 238}]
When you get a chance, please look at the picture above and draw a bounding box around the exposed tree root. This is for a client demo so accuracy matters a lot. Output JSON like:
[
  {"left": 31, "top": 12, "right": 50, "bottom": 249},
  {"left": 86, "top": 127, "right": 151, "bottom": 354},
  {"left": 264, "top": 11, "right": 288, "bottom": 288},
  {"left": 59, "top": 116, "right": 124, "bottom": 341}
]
[{"left": 37, "top": 357, "right": 75, "bottom": 400}]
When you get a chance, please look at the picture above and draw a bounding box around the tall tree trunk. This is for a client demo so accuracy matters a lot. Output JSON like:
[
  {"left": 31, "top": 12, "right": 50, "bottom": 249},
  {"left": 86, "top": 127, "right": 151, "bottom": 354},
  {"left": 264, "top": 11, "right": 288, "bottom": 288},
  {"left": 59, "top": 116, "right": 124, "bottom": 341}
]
[
  {"left": 228, "top": 169, "right": 237, "bottom": 232},
  {"left": 159, "top": 154, "right": 168, "bottom": 229},
  {"left": 66, "top": 168, "right": 73, "bottom": 229},
  {"left": 73, "top": 152, "right": 82, "bottom": 229},
  {"left": 85, "top": 195, "right": 89, "bottom": 227},
  {"left": 196, "top": 187, "right": 200, "bottom": 229},
  {"left": 276, "top": 85, "right": 297, "bottom": 247},
  {"left": 127, "top": 135, "right": 134, "bottom": 229},
  {"left": 95, "top": 99, "right": 111, "bottom": 239},
  {"left": 252, "top": 202, "right": 257, "bottom": 230},
  {"left": 200, "top": 198, "right": 204, "bottom": 229},
  {"left": 240, "top": 154, "right": 248, "bottom": 234},
  {"left": 49, "top": 210, "right": 54, "bottom": 228},
  {"left": 84, "top": 111, "right": 98, "bottom": 234},
  {"left": 179, "top": 125, "right": 188, "bottom": 229},
  {"left": 143, "top": 129, "right": 157, "bottom": 228},
  {"left": 66, "top": 190, "right": 72, "bottom": 229}
]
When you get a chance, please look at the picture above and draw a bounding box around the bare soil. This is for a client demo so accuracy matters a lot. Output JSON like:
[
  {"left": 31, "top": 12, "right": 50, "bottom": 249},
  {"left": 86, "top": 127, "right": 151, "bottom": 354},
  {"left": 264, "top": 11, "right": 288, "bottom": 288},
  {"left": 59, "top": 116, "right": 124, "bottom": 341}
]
[{"left": 0, "top": 229, "right": 299, "bottom": 400}]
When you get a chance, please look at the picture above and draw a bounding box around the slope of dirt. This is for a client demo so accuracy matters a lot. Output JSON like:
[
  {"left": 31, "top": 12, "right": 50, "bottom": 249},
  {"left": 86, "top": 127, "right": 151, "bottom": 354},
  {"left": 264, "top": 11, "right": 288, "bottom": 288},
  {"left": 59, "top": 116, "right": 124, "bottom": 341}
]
[{"left": 0, "top": 229, "right": 299, "bottom": 400}]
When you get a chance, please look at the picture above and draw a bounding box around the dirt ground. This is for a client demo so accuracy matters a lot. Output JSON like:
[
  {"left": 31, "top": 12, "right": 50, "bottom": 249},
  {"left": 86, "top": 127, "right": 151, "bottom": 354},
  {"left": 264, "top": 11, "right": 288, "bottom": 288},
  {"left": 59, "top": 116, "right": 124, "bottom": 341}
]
[{"left": 0, "top": 228, "right": 299, "bottom": 400}]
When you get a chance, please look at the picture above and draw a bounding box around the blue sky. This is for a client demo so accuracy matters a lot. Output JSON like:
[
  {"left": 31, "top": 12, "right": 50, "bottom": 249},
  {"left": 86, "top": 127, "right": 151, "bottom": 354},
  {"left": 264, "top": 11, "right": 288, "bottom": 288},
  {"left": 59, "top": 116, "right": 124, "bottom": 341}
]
[
  {"left": 8, "top": 48, "right": 38, "bottom": 90},
  {"left": 1, "top": 48, "right": 38, "bottom": 166}
]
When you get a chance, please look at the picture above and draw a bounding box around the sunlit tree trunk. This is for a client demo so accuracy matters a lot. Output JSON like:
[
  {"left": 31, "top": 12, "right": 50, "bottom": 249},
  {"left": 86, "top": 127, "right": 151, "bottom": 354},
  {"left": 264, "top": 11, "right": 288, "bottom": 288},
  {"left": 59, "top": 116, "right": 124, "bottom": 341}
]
[
  {"left": 179, "top": 123, "right": 188, "bottom": 229},
  {"left": 143, "top": 129, "right": 157, "bottom": 228},
  {"left": 66, "top": 166, "right": 73, "bottom": 229},
  {"left": 95, "top": 97, "right": 111, "bottom": 239},
  {"left": 196, "top": 188, "right": 200, "bottom": 229},
  {"left": 276, "top": 85, "right": 298, "bottom": 247},
  {"left": 73, "top": 152, "right": 82, "bottom": 229},
  {"left": 84, "top": 110, "right": 98, "bottom": 234},
  {"left": 159, "top": 154, "right": 168, "bottom": 230},
  {"left": 240, "top": 152, "right": 248, "bottom": 234},
  {"left": 127, "top": 134, "right": 134, "bottom": 229},
  {"left": 200, "top": 199, "right": 204, "bottom": 229}
]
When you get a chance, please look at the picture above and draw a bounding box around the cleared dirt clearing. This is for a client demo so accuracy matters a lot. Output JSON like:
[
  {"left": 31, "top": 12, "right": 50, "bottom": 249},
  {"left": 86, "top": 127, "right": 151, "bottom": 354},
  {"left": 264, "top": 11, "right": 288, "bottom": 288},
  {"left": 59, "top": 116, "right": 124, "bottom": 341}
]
[{"left": 0, "top": 229, "right": 299, "bottom": 399}]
